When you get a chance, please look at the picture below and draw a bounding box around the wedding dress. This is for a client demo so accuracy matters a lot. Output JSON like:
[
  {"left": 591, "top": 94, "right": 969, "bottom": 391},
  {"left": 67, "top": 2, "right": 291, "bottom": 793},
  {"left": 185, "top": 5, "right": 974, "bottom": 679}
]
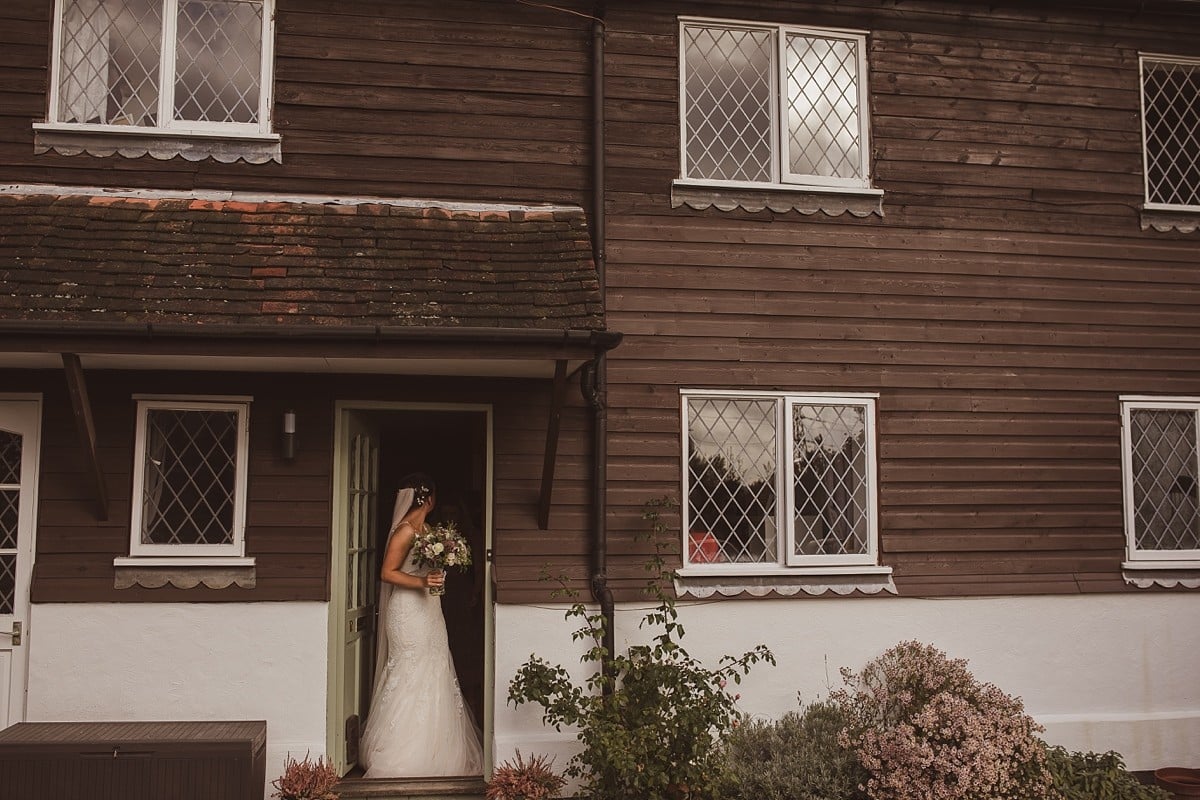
[{"left": 359, "top": 489, "right": 483, "bottom": 778}]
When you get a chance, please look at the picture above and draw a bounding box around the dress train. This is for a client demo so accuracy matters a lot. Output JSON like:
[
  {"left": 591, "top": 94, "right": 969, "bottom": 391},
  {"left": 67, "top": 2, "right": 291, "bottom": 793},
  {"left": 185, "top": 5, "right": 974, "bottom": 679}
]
[{"left": 359, "top": 553, "right": 483, "bottom": 778}]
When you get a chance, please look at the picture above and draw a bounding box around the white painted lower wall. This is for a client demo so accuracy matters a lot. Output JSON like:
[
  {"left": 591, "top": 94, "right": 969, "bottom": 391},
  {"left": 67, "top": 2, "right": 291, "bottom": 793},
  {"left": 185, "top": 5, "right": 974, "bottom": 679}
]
[
  {"left": 27, "top": 602, "right": 329, "bottom": 800},
  {"left": 493, "top": 593, "right": 1200, "bottom": 773},
  {"left": 23, "top": 592, "right": 1197, "bottom": 800}
]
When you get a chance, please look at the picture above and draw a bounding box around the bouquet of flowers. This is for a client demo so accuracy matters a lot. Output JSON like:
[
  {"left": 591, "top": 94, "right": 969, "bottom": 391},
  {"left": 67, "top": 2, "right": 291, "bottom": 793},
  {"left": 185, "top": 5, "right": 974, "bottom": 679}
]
[{"left": 411, "top": 521, "right": 472, "bottom": 595}]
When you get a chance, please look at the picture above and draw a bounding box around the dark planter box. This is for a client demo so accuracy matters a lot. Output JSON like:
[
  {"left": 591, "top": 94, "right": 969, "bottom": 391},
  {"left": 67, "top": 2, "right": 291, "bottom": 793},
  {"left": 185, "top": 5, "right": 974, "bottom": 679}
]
[{"left": 0, "top": 720, "right": 267, "bottom": 800}]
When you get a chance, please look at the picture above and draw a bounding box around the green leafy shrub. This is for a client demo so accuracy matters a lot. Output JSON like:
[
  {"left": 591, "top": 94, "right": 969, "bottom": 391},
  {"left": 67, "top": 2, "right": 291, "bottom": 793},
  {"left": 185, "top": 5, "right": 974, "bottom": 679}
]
[
  {"left": 1043, "top": 746, "right": 1171, "bottom": 800},
  {"left": 717, "top": 698, "right": 868, "bottom": 800},
  {"left": 507, "top": 498, "right": 775, "bottom": 800},
  {"left": 486, "top": 751, "right": 567, "bottom": 800},
  {"left": 832, "top": 641, "right": 1058, "bottom": 800}
]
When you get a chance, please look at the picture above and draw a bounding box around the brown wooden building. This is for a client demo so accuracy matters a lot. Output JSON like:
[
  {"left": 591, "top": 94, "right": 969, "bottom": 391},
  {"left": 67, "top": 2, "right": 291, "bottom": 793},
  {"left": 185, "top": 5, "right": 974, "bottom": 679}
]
[{"left": 0, "top": 0, "right": 1198, "bottom": 795}]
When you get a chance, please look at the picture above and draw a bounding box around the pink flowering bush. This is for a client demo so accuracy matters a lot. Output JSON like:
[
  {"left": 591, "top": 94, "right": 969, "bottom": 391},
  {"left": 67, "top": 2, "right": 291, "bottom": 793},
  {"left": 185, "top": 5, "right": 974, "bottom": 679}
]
[{"left": 831, "top": 641, "right": 1059, "bottom": 800}]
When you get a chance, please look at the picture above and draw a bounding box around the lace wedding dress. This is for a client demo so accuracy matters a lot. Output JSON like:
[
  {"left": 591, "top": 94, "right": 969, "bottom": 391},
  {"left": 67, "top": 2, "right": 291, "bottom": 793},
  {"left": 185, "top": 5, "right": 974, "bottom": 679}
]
[{"left": 359, "top": 490, "right": 483, "bottom": 778}]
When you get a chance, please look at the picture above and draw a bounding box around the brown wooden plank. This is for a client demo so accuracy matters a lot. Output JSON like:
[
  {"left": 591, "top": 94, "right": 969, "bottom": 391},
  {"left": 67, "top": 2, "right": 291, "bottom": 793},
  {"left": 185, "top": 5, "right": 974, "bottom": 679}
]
[{"left": 883, "top": 531, "right": 1124, "bottom": 553}]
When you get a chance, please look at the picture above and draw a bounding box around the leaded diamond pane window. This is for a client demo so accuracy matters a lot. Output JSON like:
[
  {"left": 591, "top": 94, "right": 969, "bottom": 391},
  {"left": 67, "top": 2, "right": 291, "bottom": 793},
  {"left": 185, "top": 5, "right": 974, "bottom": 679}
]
[
  {"left": 683, "top": 25, "right": 774, "bottom": 183},
  {"left": 51, "top": 0, "right": 270, "bottom": 132},
  {"left": 174, "top": 0, "right": 263, "bottom": 124},
  {"left": 131, "top": 399, "right": 249, "bottom": 556},
  {"left": 0, "top": 431, "right": 21, "bottom": 486},
  {"left": 1, "top": 489, "right": 17, "bottom": 613},
  {"left": 1142, "top": 57, "right": 1200, "bottom": 208},
  {"left": 785, "top": 34, "right": 863, "bottom": 182},
  {"left": 1124, "top": 402, "right": 1200, "bottom": 559},
  {"left": 684, "top": 392, "right": 878, "bottom": 570},
  {"left": 0, "top": 430, "right": 19, "bottom": 615},
  {"left": 680, "top": 19, "right": 871, "bottom": 190},
  {"left": 0, "top": 491, "right": 18, "bottom": 551},
  {"left": 687, "top": 397, "right": 779, "bottom": 564},
  {"left": 0, "top": 555, "right": 14, "bottom": 616},
  {"left": 791, "top": 404, "right": 870, "bottom": 558}
]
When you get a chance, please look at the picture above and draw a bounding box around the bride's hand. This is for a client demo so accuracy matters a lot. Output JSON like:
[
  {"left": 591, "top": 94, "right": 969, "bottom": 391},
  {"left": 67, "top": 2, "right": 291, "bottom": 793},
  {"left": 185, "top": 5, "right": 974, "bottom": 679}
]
[{"left": 423, "top": 570, "right": 445, "bottom": 590}]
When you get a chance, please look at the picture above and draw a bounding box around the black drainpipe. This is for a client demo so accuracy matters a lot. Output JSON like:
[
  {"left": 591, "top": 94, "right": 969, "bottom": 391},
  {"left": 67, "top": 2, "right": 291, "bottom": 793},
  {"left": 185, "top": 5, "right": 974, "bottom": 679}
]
[{"left": 586, "top": 1, "right": 616, "bottom": 689}]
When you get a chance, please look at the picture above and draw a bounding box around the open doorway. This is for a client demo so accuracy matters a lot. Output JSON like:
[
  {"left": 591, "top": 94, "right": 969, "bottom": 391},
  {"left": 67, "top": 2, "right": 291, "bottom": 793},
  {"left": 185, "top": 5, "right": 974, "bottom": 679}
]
[{"left": 329, "top": 403, "right": 491, "bottom": 778}]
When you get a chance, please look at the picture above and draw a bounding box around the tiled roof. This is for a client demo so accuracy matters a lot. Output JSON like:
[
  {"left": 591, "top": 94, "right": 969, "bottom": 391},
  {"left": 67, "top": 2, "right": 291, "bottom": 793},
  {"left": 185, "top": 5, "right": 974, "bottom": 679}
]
[{"left": 0, "top": 194, "right": 602, "bottom": 330}]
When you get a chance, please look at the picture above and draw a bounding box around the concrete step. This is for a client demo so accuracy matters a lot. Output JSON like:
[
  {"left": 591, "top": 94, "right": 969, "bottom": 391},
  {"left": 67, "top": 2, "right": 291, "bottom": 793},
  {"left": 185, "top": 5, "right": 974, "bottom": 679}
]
[{"left": 335, "top": 776, "right": 487, "bottom": 800}]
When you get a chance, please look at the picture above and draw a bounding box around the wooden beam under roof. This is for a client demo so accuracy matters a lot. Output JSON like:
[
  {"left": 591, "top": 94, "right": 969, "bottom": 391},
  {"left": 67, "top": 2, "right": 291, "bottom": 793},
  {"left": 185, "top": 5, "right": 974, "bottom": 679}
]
[
  {"left": 537, "top": 359, "right": 570, "bottom": 531},
  {"left": 61, "top": 353, "right": 108, "bottom": 520}
]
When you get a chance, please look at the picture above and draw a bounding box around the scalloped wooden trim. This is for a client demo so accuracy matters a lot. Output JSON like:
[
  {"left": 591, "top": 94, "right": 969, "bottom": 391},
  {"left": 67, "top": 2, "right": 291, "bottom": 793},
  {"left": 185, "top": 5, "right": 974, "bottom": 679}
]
[
  {"left": 35, "top": 130, "right": 281, "bottom": 164},
  {"left": 1122, "top": 569, "right": 1200, "bottom": 589},
  {"left": 114, "top": 565, "right": 256, "bottom": 590},
  {"left": 674, "top": 572, "right": 896, "bottom": 598},
  {"left": 1140, "top": 209, "right": 1200, "bottom": 233},
  {"left": 671, "top": 183, "right": 883, "bottom": 217}
]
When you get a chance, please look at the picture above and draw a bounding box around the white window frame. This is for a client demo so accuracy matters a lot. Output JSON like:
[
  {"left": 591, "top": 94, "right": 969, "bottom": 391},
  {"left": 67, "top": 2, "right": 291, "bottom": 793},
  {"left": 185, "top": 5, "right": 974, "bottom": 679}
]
[
  {"left": 40, "top": 0, "right": 276, "bottom": 140},
  {"left": 127, "top": 395, "right": 251, "bottom": 559},
  {"left": 680, "top": 389, "right": 882, "bottom": 576},
  {"left": 1138, "top": 53, "right": 1200, "bottom": 214},
  {"left": 1120, "top": 396, "right": 1200, "bottom": 568},
  {"left": 677, "top": 17, "right": 875, "bottom": 193}
]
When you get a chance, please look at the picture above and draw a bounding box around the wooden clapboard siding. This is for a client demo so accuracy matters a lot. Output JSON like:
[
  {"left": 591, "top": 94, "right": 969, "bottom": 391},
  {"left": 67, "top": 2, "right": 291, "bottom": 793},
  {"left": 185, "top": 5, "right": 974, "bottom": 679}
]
[
  {"left": 598, "top": 0, "right": 1200, "bottom": 599},
  {"left": 490, "top": 381, "right": 595, "bottom": 603},
  {"left": 0, "top": 0, "right": 592, "bottom": 202},
  {"left": 26, "top": 368, "right": 335, "bottom": 602},
  {"left": 5, "top": 0, "right": 1200, "bottom": 606},
  {"left": 6, "top": 366, "right": 590, "bottom": 603}
]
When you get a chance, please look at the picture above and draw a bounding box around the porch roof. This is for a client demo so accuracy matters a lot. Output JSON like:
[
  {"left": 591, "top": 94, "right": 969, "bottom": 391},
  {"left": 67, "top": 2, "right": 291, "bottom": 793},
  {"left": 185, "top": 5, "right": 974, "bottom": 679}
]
[
  {"left": 0, "top": 190, "right": 615, "bottom": 376},
  {"left": 0, "top": 189, "right": 614, "bottom": 527}
]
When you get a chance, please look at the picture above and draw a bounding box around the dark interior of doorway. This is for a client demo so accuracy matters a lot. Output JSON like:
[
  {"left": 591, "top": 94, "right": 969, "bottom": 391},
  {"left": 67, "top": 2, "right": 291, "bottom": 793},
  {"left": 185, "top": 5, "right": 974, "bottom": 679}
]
[{"left": 365, "top": 408, "right": 488, "bottom": 746}]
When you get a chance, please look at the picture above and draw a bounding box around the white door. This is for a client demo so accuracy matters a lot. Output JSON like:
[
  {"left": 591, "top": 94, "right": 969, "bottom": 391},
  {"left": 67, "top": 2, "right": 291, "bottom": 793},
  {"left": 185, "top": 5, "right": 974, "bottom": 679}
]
[
  {"left": 0, "top": 398, "right": 39, "bottom": 729},
  {"left": 328, "top": 410, "right": 380, "bottom": 773}
]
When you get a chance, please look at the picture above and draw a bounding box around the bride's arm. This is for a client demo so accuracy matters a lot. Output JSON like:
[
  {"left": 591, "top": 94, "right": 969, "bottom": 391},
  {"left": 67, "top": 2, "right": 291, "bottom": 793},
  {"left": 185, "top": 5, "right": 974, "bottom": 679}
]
[{"left": 380, "top": 521, "right": 444, "bottom": 591}]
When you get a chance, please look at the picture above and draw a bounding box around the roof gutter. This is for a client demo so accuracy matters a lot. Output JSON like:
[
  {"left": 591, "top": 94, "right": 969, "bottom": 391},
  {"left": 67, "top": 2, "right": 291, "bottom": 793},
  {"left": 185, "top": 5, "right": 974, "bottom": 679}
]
[{"left": 0, "top": 318, "right": 622, "bottom": 350}]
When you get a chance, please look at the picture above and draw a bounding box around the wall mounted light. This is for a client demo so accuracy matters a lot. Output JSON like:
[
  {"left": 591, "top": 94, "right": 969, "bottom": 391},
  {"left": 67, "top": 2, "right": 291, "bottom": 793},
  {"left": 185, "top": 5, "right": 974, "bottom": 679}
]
[{"left": 282, "top": 410, "right": 296, "bottom": 460}]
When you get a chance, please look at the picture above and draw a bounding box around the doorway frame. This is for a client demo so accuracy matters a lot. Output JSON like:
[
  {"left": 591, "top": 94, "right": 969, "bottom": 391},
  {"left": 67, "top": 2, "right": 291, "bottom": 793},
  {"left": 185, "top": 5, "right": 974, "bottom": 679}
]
[
  {"left": 327, "top": 400, "right": 494, "bottom": 775},
  {"left": 0, "top": 393, "right": 42, "bottom": 728}
]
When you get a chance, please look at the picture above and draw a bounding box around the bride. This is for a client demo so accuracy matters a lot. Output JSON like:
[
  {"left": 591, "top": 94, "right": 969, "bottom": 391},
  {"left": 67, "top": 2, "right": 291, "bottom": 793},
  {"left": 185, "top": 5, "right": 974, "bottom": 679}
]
[{"left": 359, "top": 474, "right": 484, "bottom": 778}]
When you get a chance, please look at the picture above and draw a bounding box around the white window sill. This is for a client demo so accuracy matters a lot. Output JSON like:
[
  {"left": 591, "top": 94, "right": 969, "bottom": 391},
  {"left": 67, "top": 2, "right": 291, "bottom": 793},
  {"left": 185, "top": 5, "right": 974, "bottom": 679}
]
[
  {"left": 33, "top": 123, "right": 281, "bottom": 164},
  {"left": 114, "top": 557, "right": 256, "bottom": 568},
  {"left": 1140, "top": 203, "right": 1200, "bottom": 233},
  {"left": 674, "top": 565, "right": 895, "bottom": 598},
  {"left": 113, "top": 556, "right": 256, "bottom": 590},
  {"left": 671, "top": 179, "right": 883, "bottom": 217},
  {"left": 1121, "top": 560, "right": 1200, "bottom": 589}
]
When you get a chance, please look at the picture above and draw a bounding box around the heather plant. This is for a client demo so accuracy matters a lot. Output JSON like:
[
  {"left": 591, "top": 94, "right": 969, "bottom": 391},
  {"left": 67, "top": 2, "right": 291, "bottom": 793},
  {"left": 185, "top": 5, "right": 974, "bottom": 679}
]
[
  {"left": 486, "top": 751, "right": 567, "bottom": 800},
  {"left": 717, "top": 698, "right": 868, "bottom": 800},
  {"left": 507, "top": 497, "right": 775, "bottom": 800},
  {"left": 271, "top": 753, "right": 339, "bottom": 800},
  {"left": 831, "top": 641, "right": 1059, "bottom": 800}
]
